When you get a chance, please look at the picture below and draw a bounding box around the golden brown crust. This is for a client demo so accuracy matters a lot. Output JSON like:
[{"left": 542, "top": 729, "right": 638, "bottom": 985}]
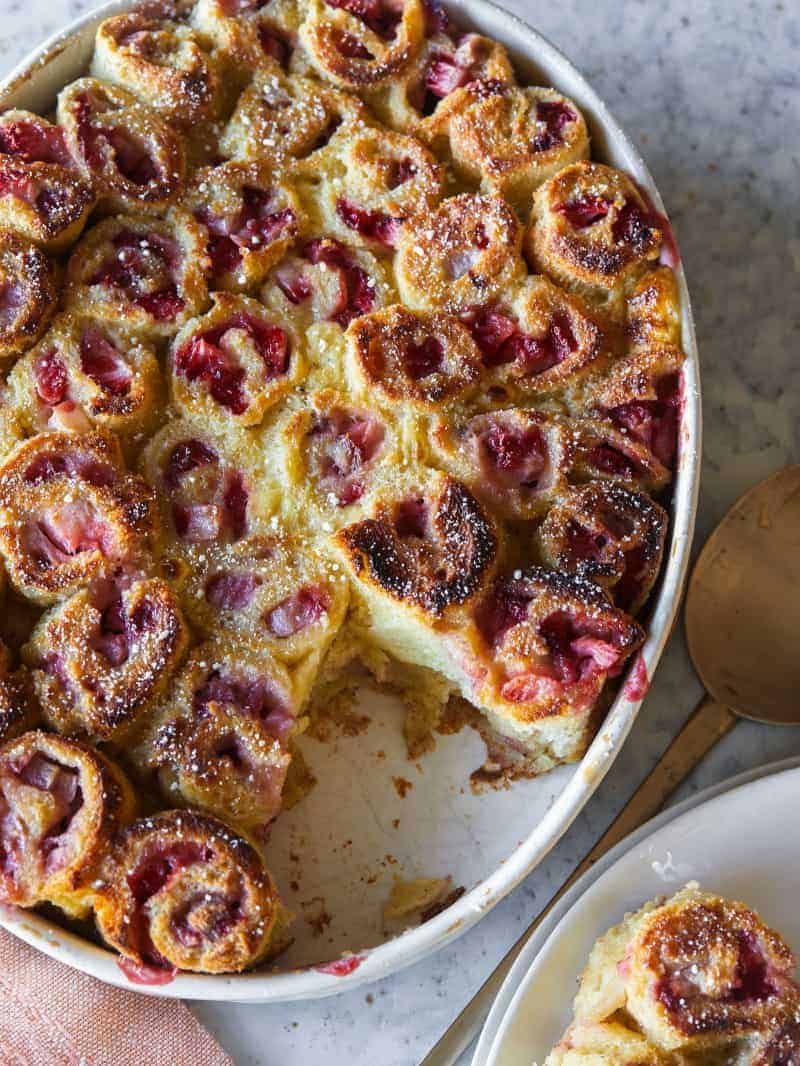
[
  {"left": 468, "top": 566, "right": 644, "bottom": 724},
  {"left": 91, "top": 10, "right": 224, "bottom": 128},
  {"left": 64, "top": 212, "right": 210, "bottom": 340},
  {"left": 184, "top": 161, "right": 303, "bottom": 292},
  {"left": 0, "top": 230, "right": 58, "bottom": 364},
  {"left": 0, "top": 730, "right": 136, "bottom": 916},
  {"left": 0, "top": 645, "right": 40, "bottom": 745},
  {"left": 298, "top": 0, "right": 426, "bottom": 90},
  {"left": 94, "top": 808, "right": 280, "bottom": 973},
  {"left": 345, "top": 304, "right": 482, "bottom": 409},
  {"left": 538, "top": 482, "right": 668, "bottom": 614},
  {"left": 0, "top": 432, "right": 158, "bottom": 604},
  {"left": 395, "top": 192, "right": 524, "bottom": 314},
  {"left": 8, "top": 311, "right": 162, "bottom": 439},
  {"left": 527, "top": 161, "right": 664, "bottom": 312},
  {"left": 57, "top": 78, "right": 186, "bottom": 215},
  {"left": 625, "top": 266, "right": 682, "bottom": 351},
  {"left": 423, "top": 80, "right": 589, "bottom": 212},
  {"left": 432, "top": 406, "right": 571, "bottom": 520},
  {"left": 0, "top": 111, "right": 95, "bottom": 253},
  {"left": 24, "top": 575, "right": 189, "bottom": 743},
  {"left": 169, "top": 292, "right": 303, "bottom": 429},
  {"left": 337, "top": 472, "right": 498, "bottom": 618}
]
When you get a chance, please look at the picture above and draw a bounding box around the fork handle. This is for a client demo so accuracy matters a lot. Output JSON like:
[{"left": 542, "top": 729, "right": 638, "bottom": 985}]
[{"left": 419, "top": 696, "right": 736, "bottom": 1066}]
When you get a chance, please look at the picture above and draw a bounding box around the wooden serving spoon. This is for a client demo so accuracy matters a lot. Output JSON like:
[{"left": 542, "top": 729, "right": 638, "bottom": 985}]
[{"left": 421, "top": 465, "right": 800, "bottom": 1066}]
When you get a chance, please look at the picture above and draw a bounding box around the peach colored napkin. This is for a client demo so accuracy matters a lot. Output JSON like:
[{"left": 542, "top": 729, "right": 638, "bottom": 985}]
[{"left": 0, "top": 928, "right": 232, "bottom": 1065}]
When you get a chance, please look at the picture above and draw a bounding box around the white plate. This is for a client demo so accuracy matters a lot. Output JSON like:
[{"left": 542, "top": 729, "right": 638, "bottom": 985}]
[
  {"left": 0, "top": 0, "right": 701, "bottom": 1001},
  {"left": 476, "top": 758, "right": 800, "bottom": 1066}
]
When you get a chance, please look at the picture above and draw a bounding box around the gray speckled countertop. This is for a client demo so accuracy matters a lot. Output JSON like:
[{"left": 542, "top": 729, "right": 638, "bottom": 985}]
[{"left": 2, "top": 1, "right": 799, "bottom": 1062}]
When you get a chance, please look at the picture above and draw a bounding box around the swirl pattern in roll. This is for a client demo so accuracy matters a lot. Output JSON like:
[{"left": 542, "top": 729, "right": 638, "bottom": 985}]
[
  {"left": 568, "top": 417, "right": 672, "bottom": 495},
  {"left": 395, "top": 192, "right": 524, "bottom": 314},
  {"left": 538, "top": 482, "right": 667, "bottom": 614},
  {"left": 24, "top": 574, "right": 189, "bottom": 743},
  {"left": 0, "top": 231, "right": 58, "bottom": 364},
  {"left": 470, "top": 567, "right": 643, "bottom": 735},
  {"left": 91, "top": 10, "right": 224, "bottom": 128},
  {"left": 185, "top": 162, "right": 302, "bottom": 292},
  {"left": 9, "top": 311, "right": 162, "bottom": 439},
  {"left": 65, "top": 213, "right": 209, "bottom": 340},
  {"left": 549, "top": 884, "right": 800, "bottom": 1064},
  {"left": 94, "top": 809, "right": 281, "bottom": 973},
  {"left": 169, "top": 293, "right": 302, "bottom": 429},
  {"left": 345, "top": 305, "right": 482, "bottom": 410},
  {"left": 141, "top": 419, "right": 254, "bottom": 549},
  {"left": 58, "top": 78, "right": 186, "bottom": 215},
  {"left": 0, "top": 432, "right": 158, "bottom": 603},
  {"left": 0, "top": 110, "right": 95, "bottom": 252},
  {"left": 0, "top": 730, "right": 136, "bottom": 916},
  {"left": 424, "top": 80, "right": 589, "bottom": 212}
]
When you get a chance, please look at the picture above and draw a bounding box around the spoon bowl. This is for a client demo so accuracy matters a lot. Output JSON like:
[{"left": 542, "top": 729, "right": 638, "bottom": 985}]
[{"left": 686, "top": 465, "right": 800, "bottom": 726}]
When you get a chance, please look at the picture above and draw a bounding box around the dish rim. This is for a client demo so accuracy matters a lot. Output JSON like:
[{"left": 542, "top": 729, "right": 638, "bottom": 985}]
[
  {"left": 0, "top": 0, "right": 702, "bottom": 1002},
  {"left": 475, "top": 756, "right": 800, "bottom": 1065}
]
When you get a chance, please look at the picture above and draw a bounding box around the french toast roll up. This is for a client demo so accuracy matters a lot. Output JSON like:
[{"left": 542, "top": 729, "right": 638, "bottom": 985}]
[
  {"left": 570, "top": 885, "right": 800, "bottom": 1057},
  {"left": 57, "top": 78, "right": 186, "bottom": 215},
  {"left": 94, "top": 809, "right": 281, "bottom": 974},
  {"left": 191, "top": 0, "right": 304, "bottom": 82},
  {"left": 298, "top": 0, "right": 426, "bottom": 91},
  {"left": 262, "top": 236, "right": 392, "bottom": 331},
  {"left": 432, "top": 406, "right": 571, "bottom": 521},
  {"left": 394, "top": 192, "right": 524, "bottom": 314},
  {"left": 23, "top": 574, "right": 189, "bottom": 744},
  {"left": 185, "top": 162, "right": 302, "bottom": 292},
  {"left": 9, "top": 311, "right": 162, "bottom": 439},
  {"left": 219, "top": 64, "right": 365, "bottom": 169},
  {"left": 0, "top": 110, "right": 94, "bottom": 252},
  {"left": 91, "top": 10, "right": 225, "bottom": 129},
  {"left": 423, "top": 79, "right": 588, "bottom": 213},
  {"left": 526, "top": 161, "right": 665, "bottom": 314},
  {"left": 292, "top": 124, "right": 443, "bottom": 251},
  {"left": 466, "top": 567, "right": 643, "bottom": 755},
  {"left": 0, "top": 432, "right": 158, "bottom": 604},
  {"left": 345, "top": 305, "right": 483, "bottom": 412},
  {"left": 64, "top": 212, "right": 209, "bottom": 340},
  {"left": 538, "top": 482, "right": 668, "bottom": 614},
  {"left": 0, "top": 730, "right": 136, "bottom": 917},
  {"left": 568, "top": 417, "right": 672, "bottom": 495},
  {"left": 0, "top": 230, "right": 58, "bottom": 364},
  {"left": 141, "top": 419, "right": 256, "bottom": 549},
  {"left": 169, "top": 293, "right": 303, "bottom": 430},
  {"left": 459, "top": 275, "right": 612, "bottom": 405}
]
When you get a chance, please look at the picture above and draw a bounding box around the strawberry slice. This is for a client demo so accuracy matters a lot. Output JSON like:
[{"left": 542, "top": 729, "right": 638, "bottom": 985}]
[{"left": 79, "top": 327, "right": 132, "bottom": 396}]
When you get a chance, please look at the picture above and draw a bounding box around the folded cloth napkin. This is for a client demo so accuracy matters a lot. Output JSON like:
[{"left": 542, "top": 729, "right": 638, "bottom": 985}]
[{"left": 0, "top": 927, "right": 232, "bottom": 1065}]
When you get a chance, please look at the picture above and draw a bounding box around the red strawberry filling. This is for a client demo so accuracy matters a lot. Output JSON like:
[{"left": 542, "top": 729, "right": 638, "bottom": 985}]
[
  {"left": 475, "top": 579, "right": 533, "bottom": 648},
  {"left": 0, "top": 120, "right": 73, "bottom": 167},
  {"left": 556, "top": 194, "right": 612, "bottom": 229},
  {"left": 73, "top": 93, "right": 160, "bottom": 187},
  {"left": 196, "top": 188, "right": 296, "bottom": 279},
  {"left": 334, "top": 30, "right": 374, "bottom": 59},
  {"left": 193, "top": 670, "right": 290, "bottom": 739},
  {"left": 265, "top": 584, "right": 330, "bottom": 637},
  {"left": 531, "top": 99, "right": 576, "bottom": 152},
  {"left": 0, "top": 277, "right": 25, "bottom": 331},
  {"left": 90, "top": 229, "right": 184, "bottom": 322},
  {"left": 174, "top": 313, "right": 289, "bottom": 415},
  {"left": 205, "top": 571, "right": 262, "bottom": 610},
  {"left": 172, "top": 891, "right": 243, "bottom": 949},
  {"left": 258, "top": 25, "right": 291, "bottom": 66},
  {"left": 607, "top": 373, "right": 681, "bottom": 468},
  {"left": 34, "top": 350, "right": 69, "bottom": 406},
  {"left": 79, "top": 326, "right": 133, "bottom": 396},
  {"left": 476, "top": 417, "right": 547, "bottom": 490},
  {"left": 463, "top": 305, "right": 578, "bottom": 375},
  {"left": 23, "top": 500, "right": 116, "bottom": 568},
  {"left": 22, "top": 450, "right": 115, "bottom": 487},
  {"left": 657, "top": 931, "right": 777, "bottom": 1016},
  {"left": 276, "top": 238, "right": 376, "bottom": 328},
  {"left": 325, "top": 0, "right": 402, "bottom": 40},
  {"left": 336, "top": 198, "right": 402, "bottom": 247},
  {"left": 165, "top": 440, "right": 249, "bottom": 543},
  {"left": 394, "top": 496, "right": 428, "bottom": 539},
  {"left": 308, "top": 406, "right": 385, "bottom": 505},
  {"left": 539, "top": 610, "right": 625, "bottom": 683},
  {"left": 88, "top": 585, "right": 159, "bottom": 668},
  {"left": 403, "top": 336, "right": 444, "bottom": 380},
  {"left": 1, "top": 753, "right": 83, "bottom": 879},
  {"left": 586, "top": 441, "right": 647, "bottom": 480},
  {"left": 611, "top": 200, "right": 655, "bottom": 249}
]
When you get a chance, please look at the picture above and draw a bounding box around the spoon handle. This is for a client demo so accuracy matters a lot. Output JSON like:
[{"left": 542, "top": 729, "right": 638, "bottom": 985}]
[{"left": 419, "top": 696, "right": 736, "bottom": 1066}]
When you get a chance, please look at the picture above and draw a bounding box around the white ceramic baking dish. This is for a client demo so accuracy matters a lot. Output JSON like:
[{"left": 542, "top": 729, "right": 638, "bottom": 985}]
[{"left": 0, "top": 0, "right": 701, "bottom": 1002}]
